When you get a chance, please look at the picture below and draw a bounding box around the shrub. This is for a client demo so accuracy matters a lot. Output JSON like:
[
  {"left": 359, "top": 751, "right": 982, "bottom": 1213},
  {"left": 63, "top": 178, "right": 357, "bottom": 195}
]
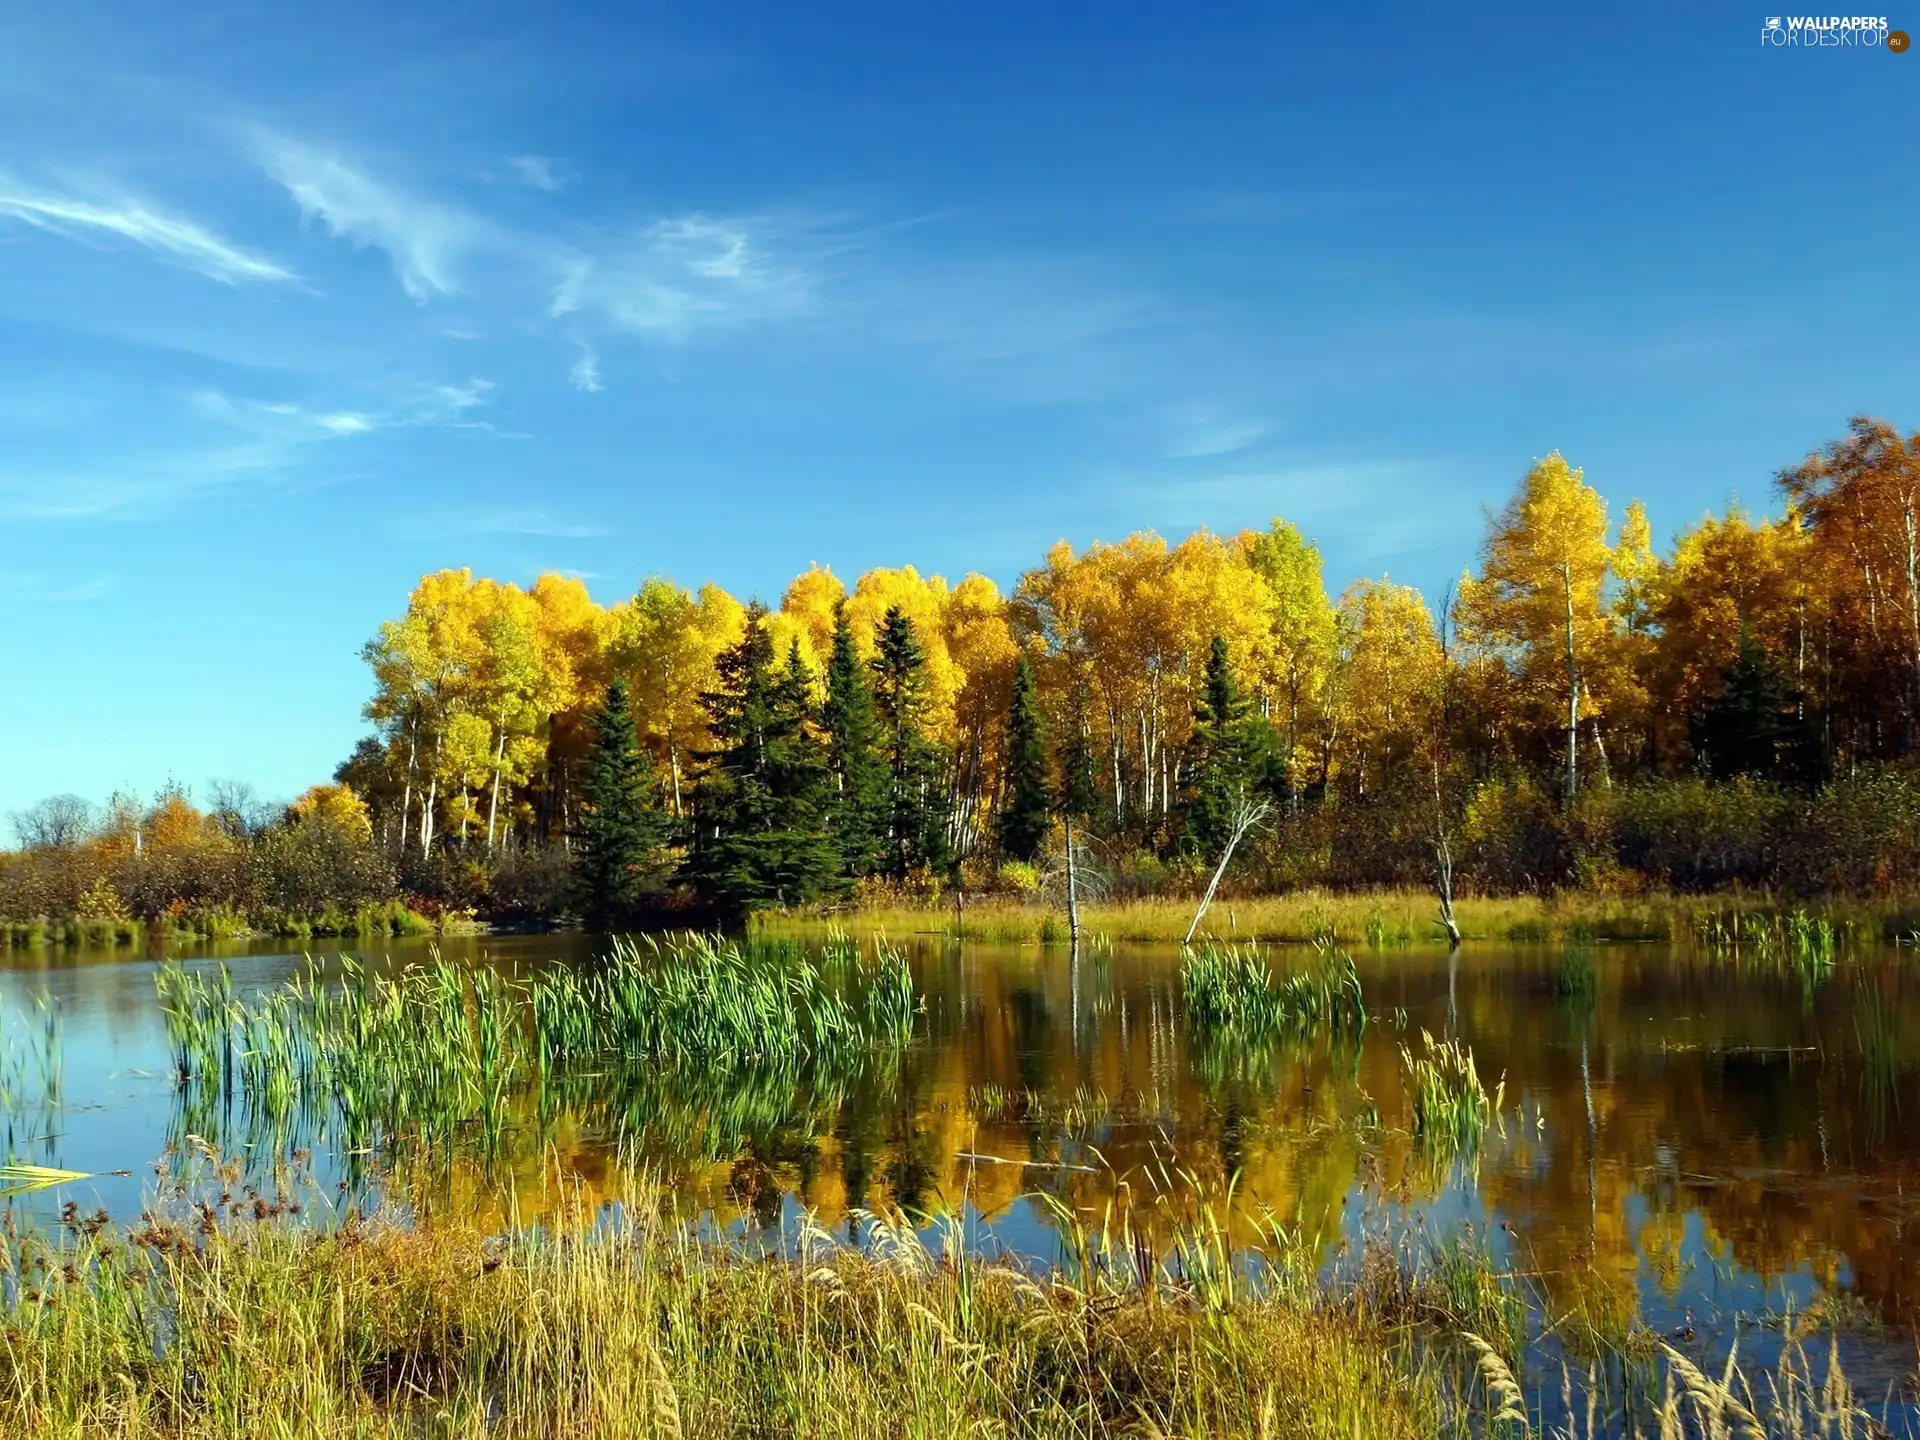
[{"left": 996, "top": 859, "right": 1042, "bottom": 895}]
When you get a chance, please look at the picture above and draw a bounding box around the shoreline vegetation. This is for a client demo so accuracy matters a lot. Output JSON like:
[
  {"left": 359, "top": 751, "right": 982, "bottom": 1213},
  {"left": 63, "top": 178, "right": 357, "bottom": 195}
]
[
  {"left": 9, "top": 884, "right": 1920, "bottom": 953},
  {"left": 2, "top": 899, "right": 448, "bottom": 951},
  {"left": 754, "top": 887, "right": 1920, "bottom": 948},
  {"left": 2, "top": 1155, "right": 1905, "bottom": 1439},
  {"left": 0, "top": 1163, "right": 1445, "bottom": 1440}
]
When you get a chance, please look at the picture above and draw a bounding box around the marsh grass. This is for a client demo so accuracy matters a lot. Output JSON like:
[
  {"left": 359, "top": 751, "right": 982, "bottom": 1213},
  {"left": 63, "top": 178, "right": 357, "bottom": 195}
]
[
  {"left": 1182, "top": 941, "right": 1367, "bottom": 1041},
  {"left": 0, "top": 995, "right": 63, "bottom": 1135},
  {"left": 759, "top": 889, "right": 1920, "bottom": 950},
  {"left": 1351, "top": 1225, "right": 1909, "bottom": 1440},
  {"left": 1853, "top": 979, "right": 1905, "bottom": 1137},
  {"left": 761, "top": 891, "right": 1679, "bottom": 946},
  {"left": 1, "top": 917, "right": 142, "bottom": 949},
  {"left": 0, "top": 901, "right": 438, "bottom": 950},
  {"left": 1695, "top": 908, "right": 1839, "bottom": 974},
  {"left": 0, "top": 1163, "right": 1443, "bottom": 1440},
  {"left": 1557, "top": 945, "right": 1599, "bottom": 1014},
  {"left": 1401, "top": 1030, "right": 1501, "bottom": 1163},
  {"left": 4, "top": 1154, "right": 1901, "bottom": 1440}
]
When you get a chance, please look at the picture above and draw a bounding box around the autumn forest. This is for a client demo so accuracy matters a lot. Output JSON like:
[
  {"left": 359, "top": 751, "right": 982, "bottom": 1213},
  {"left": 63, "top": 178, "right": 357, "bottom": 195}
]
[{"left": 7, "top": 416, "right": 1920, "bottom": 937}]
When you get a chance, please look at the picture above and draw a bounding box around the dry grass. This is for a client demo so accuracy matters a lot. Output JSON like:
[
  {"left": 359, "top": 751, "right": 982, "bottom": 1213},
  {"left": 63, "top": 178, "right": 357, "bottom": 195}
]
[
  {"left": 755, "top": 888, "right": 1920, "bottom": 949},
  {"left": 0, "top": 1176, "right": 1440, "bottom": 1440},
  {"left": 4, "top": 1162, "right": 1909, "bottom": 1440}
]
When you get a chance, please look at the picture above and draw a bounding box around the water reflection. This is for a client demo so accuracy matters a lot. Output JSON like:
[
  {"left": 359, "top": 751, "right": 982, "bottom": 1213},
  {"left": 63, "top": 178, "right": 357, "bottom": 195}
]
[{"left": 2, "top": 934, "right": 1918, "bottom": 1342}]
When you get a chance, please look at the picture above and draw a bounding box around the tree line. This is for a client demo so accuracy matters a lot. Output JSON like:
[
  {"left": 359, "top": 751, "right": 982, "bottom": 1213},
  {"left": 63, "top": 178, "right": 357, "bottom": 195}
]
[{"left": 10, "top": 416, "right": 1920, "bottom": 927}]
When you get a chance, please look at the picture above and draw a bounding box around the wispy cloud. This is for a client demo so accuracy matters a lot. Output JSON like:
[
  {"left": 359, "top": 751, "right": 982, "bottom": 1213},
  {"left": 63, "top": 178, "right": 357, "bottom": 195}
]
[
  {"left": 0, "top": 172, "right": 293, "bottom": 285},
  {"left": 254, "top": 132, "right": 481, "bottom": 300},
  {"left": 568, "top": 344, "right": 603, "bottom": 393},
  {"left": 551, "top": 214, "right": 817, "bottom": 341},
  {"left": 1118, "top": 458, "right": 1468, "bottom": 572},
  {"left": 192, "top": 378, "right": 496, "bottom": 441},
  {"left": 0, "top": 377, "right": 506, "bottom": 522},
  {"left": 504, "top": 155, "right": 569, "bottom": 191},
  {"left": 1161, "top": 404, "right": 1270, "bottom": 459},
  {"left": 1, "top": 445, "right": 313, "bottom": 521},
  {"left": 434, "top": 511, "right": 607, "bottom": 539}
]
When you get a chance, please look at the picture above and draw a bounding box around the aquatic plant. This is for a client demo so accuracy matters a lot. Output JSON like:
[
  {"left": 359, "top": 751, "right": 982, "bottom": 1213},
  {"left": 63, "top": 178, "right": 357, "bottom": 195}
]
[
  {"left": 155, "top": 934, "right": 919, "bottom": 1159},
  {"left": 0, "top": 995, "right": 63, "bottom": 1116},
  {"left": 1853, "top": 979, "right": 1904, "bottom": 1138},
  {"left": 1402, "top": 1029, "right": 1500, "bottom": 1160},
  {"left": 1364, "top": 907, "right": 1417, "bottom": 949},
  {"left": 753, "top": 888, "right": 1709, "bottom": 947},
  {"left": 1181, "top": 941, "right": 1366, "bottom": 1042},
  {"left": 1556, "top": 946, "right": 1597, "bottom": 1007}
]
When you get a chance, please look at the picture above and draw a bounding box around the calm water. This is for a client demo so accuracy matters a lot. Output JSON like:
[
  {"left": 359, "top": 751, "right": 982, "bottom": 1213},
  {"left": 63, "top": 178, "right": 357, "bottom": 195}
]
[{"left": 4, "top": 931, "right": 1918, "bottom": 1389}]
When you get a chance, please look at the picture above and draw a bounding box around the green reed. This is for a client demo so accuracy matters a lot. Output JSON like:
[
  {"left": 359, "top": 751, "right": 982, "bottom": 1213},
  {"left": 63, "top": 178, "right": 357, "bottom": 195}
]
[
  {"left": 529, "top": 933, "right": 915, "bottom": 1072},
  {"left": 0, "top": 995, "right": 63, "bottom": 1117},
  {"left": 1696, "top": 907, "right": 1837, "bottom": 973},
  {"left": 1556, "top": 945, "right": 1597, "bottom": 1009},
  {"left": 1402, "top": 1029, "right": 1500, "bottom": 1162},
  {"left": 1181, "top": 941, "right": 1367, "bottom": 1043},
  {"left": 1853, "top": 979, "right": 1904, "bottom": 1138},
  {"left": 156, "top": 934, "right": 919, "bottom": 1158}
]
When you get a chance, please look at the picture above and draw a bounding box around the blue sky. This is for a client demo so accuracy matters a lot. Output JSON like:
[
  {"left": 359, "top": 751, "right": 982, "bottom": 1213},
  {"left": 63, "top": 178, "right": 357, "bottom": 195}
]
[{"left": 1, "top": 1, "right": 1914, "bottom": 815}]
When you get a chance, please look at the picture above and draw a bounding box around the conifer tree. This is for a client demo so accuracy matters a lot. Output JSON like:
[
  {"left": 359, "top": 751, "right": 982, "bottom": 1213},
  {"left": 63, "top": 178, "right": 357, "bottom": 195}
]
[
  {"left": 574, "top": 679, "right": 674, "bottom": 930},
  {"left": 822, "top": 612, "right": 889, "bottom": 878},
  {"left": 688, "top": 606, "right": 841, "bottom": 913},
  {"left": 869, "top": 605, "right": 950, "bottom": 880},
  {"left": 1177, "top": 636, "right": 1272, "bottom": 857},
  {"left": 1693, "top": 627, "right": 1820, "bottom": 783},
  {"left": 997, "top": 654, "right": 1051, "bottom": 862}
]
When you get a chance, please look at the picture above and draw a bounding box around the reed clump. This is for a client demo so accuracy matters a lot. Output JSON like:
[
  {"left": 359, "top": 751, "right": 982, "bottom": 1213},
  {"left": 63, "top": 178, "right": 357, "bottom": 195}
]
[
  {"left": 1695, "top": 907, "right": 1839, "bottom": 973},
  {"left": 155, "top": 933, "right": 918, "bottom": 1153},
  {"left": 0, "top": 994, "right": 62, "bottom": 1118},
  {"left": 531, "top": 932, "right": 915, "bottom": 1071},
  {"left": 1181, "top": 941, "right": 1367, "bottom": 1042},
  {"left": 1401, "top": 1030, "right": 1500, "bottom": 1160}
]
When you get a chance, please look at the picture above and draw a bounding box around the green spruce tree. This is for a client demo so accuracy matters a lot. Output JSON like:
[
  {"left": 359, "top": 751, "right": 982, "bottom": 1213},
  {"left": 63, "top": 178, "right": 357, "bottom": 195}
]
[
  {"left": 1176, "top": 636, "right": 1274, "bottom": 858},
  {"left": 997, "top": 654, "right": 1051, "bottom": 862},
  {"left": 687, "top": 606, "right": 841, "bottom": 913},
  {"left": 869, "top": 605, "right": 950, "bottom": 880},
  {"left": 1693, "top": 627, "right": 1821, "bottom": 783},
  {"left": 574, "top": 679, "right": 674, "bottom": 930},
  {"left": 822, "top": 612, "right": 889, "bottom": 879}
]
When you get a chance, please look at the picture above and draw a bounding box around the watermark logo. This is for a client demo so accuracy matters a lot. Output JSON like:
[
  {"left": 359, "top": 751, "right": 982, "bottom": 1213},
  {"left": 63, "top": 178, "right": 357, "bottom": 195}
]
[{"left": 1760, "top": 14, "right": 1902, "bottom": 45}]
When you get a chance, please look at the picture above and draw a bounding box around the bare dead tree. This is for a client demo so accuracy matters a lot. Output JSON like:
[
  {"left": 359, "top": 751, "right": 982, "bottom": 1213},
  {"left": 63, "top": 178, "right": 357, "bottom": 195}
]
[
  {"left": 1433, "top": 757, "right": 1462, "bottom": 950},
  {"left": 1064, "top": 816, "right": 1081, "bottom": 949},
  {"left": 1433, "top": 581, "right": 1463, "bottom": 950},
  {"left": 9, "top": 794, "right": 94, "bottom": 850},
  {"left": 1183, "top": 794, "right": 1270, "bottom": 947}
]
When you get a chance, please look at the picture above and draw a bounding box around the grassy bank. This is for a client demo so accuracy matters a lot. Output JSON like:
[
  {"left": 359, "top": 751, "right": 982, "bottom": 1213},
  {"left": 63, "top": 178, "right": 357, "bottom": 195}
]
[
  {"left": 0, "top": 1181, "right": 1439, "bottom": 1440},
  {"left": 754, "top": 888, "right": 1920, "bottom": 947},
  {"left": 0, "top": 900, "right": 446, "bottom": 951},
  {"left": 5, "top": 1161, "right": 1905, "bottom": 1440}
]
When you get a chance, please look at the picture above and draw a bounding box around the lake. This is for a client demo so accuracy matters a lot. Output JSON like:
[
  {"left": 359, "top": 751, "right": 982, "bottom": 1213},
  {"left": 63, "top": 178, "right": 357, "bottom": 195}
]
[{"left": 3, "top": 929, "right": 1917, "bottom": 1395}]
